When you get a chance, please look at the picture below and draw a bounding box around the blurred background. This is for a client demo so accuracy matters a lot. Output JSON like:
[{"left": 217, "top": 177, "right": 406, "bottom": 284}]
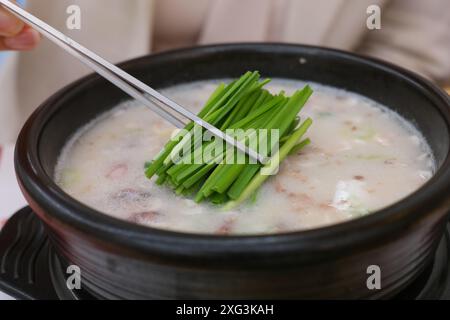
[{"left": 0, "top": 0, "right": 449, "bottom": 143}]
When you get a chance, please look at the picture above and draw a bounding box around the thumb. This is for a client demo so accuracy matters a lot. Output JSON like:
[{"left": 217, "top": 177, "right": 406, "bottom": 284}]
[{"left": 0, "top": 4, "right": 25, "bottom": 37}]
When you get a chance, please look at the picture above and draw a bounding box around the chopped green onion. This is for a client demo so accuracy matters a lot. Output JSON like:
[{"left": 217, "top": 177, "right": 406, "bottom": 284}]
[{"left": 145, "top": 71, "right": 313, "bottom": 208}]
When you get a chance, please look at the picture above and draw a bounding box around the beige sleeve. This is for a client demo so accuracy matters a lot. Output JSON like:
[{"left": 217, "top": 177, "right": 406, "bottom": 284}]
[
  {"left": 357, "top": 0, "right": 450, "bottom": 84},
  {"left": 0, "top": 54, "right": 20, "bottom": 144}
]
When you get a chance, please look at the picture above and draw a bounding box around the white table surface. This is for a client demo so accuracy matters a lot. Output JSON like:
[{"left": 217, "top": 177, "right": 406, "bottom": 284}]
[{"left": 0, "top": 143, "right": 27, "bottom": 300}]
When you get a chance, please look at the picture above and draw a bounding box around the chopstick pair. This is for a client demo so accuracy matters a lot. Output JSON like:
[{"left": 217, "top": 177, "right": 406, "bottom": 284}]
[{"left": 0, "top": 0, "right": 267, "bottom": 164}]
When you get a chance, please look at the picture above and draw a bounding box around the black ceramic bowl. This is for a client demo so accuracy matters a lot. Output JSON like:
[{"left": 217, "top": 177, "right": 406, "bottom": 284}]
[{"left": 15, "top": 44, "right": 450, "bottom": 299}]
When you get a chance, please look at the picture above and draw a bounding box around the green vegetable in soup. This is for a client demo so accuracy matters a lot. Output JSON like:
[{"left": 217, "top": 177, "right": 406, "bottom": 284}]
[{"left": 145, "top": 71, "right": 313, "bottom": 208}]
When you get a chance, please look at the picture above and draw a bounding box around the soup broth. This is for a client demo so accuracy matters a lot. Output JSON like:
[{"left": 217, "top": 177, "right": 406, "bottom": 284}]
[{"left": 54, "top": 80, "right": 435, "bottom": 235}]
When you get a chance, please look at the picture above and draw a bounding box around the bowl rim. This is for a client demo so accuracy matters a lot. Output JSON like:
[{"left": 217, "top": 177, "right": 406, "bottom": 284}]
[{"left": 14, "top": 43, "right": 450, "bottom": 260}]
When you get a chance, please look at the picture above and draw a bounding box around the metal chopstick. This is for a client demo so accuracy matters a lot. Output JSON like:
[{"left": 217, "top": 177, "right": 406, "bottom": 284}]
[{"left": 0, "top": 0, "right": 267, "bottom": 164}]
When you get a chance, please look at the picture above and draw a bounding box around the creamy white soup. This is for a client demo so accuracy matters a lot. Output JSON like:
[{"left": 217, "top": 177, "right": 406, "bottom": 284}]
[{"left": 54, "top": 80, "right": 435, "bottom": 235}]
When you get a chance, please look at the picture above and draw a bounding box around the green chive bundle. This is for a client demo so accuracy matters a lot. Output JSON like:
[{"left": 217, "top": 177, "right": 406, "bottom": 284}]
[{"left": 145, "top": 71, "right": 313, "bottom": 209}]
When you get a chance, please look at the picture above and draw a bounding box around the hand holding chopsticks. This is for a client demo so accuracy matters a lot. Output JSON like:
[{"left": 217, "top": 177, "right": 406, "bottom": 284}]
[{"left": 0, "top": 0, "right": 267, "bottom": 164}]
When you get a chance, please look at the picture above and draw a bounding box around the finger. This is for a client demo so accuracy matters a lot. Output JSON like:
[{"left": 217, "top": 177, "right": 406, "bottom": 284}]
[
  {"left": 0, "top": 5, "right": 25, "bottom": 37},
  {"left": 2, "top": 25, "right": 40, "bottom": 50},
  {"left": 0, "top": 37, "right": 7, "bottom": 50}
]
